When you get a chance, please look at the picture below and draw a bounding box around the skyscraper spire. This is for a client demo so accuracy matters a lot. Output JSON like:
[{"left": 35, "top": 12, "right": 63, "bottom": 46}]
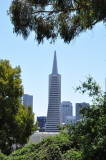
[{"left": 52, "top": 51, "right": 58, "bottom": 74}]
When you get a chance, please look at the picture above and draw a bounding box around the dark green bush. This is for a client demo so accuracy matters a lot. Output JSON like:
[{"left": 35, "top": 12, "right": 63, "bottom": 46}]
[
  {"left": 63, "top": 149, "right": 82, "bottom": 160},
  {"left": 6, "top": 134, "right": 71, "bottom": 160},
  {"left": 0, "top": 152, "right": 7, "bottom": 160},
  {"left": 46, "top": 144, "right": 62, "bottom": 160}
]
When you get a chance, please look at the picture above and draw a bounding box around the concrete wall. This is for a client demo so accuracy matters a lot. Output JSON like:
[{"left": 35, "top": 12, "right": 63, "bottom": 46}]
[{"left": 28, "top": 132, "right": 59, "bottom": 144}]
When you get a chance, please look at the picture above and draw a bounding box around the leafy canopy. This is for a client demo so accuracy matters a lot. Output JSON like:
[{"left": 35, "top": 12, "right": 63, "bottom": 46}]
[
  {"left": 0, "top": 75, "right": 105, "bottom": 160},
  {"left": 0, "top": 59, "right": 35, "bottom": 155},
  {"left": 8, "top": 0, "right": 106, "bottom": 44},
  {"left": 66, "top": 75, "right": 106, "bottom": 160}
]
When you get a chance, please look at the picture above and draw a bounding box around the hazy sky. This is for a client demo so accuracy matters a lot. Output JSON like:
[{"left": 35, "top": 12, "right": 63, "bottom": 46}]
[{"left": 1, "top": 1, "right": 106, "bottom": 119}]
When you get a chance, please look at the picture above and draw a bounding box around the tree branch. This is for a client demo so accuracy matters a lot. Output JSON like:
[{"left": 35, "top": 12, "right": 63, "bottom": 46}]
[
  {"left": 91, "top": 19, "right": 102, "bottom": 26},
  {"left": 32, "top": 8, "right": 78, "bottom": 14}
]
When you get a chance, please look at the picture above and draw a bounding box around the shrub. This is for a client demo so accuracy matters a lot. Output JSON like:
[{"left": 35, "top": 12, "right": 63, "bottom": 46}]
[{"left": 0, "top": 152, "right": 7, "bottom": 160}]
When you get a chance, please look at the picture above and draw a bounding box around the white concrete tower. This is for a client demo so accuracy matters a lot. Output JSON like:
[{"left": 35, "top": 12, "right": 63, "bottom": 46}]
[{"left": 45, "top": 51, "right": 62, "bottom": 132}]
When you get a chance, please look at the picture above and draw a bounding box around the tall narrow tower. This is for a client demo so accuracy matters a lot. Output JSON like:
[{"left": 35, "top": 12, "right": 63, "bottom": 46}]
[{"left": 45, "top": 51, "right": 62, "bottom": 132}]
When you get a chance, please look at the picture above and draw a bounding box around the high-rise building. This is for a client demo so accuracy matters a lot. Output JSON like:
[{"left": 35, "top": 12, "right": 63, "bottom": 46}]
[
  {"left": 61, "top": 101, "right": 73, "bottom": 123},
  {"left": 76, "top": 102, "right": 90, "bottom": 121},
  {"left": 64, "top": 116, "right": 76, "bottom": 124},
  {"left": 37, "top": 116, "right": 47, "bottom": 132},
  {"left": 22, "top": 94, "right": 33, "bottom": 110},
  {"left": 45, "top": 51, "right": 62, "bottom": 132}
]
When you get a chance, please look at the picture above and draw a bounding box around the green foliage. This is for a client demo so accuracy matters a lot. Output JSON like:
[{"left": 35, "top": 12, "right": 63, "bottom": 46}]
[
  {"left": 1, "top": 75, "right": 106, "bottom": 159},
  {"left": 66, "top": 76, "right": 106, "bottom": 160},
  {"left": 34, "top": 121, "right": 38, "bottom": 131},
  {"left": 46, "top": 144, "right": 62, "bottom": 160},
  {"left": 63, "top": 148, "right": 82, "bottom": 160},
  {"left": 76, "top": 75, "right": 103, "bottom": 104},
  {"left": 43, "top": 135, "right": 71, "bottom": 153},
  {"left": 0, "top": 152, "right": 7, "bottom": 160},
  {"left": 0, "top": 59, "right": 35, "bottom": 155},
  {"left": 6, "top": 134, "right": 72, "bottom": 160},
  {"left": 8, "top": 0, "right": 106, "bottom": 44},
  {"left": 14, "top": 105, "right": 35, "bottom": 145}
]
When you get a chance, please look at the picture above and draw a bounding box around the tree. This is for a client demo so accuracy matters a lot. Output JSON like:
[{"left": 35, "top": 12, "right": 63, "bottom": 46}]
[
  {"left": 66, "top": 76, "right": 106, "bottom": 160},
  {"left": 0, "top": 59, "right": 35, "bottom": 155},
  {"left": 8, "top": 0, "right": 106, "bottom": 44}
]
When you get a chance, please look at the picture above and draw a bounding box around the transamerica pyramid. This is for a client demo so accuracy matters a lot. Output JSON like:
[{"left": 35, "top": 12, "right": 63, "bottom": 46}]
[{"left": 45, "top": 51, "right": 62, "bottom": 132}]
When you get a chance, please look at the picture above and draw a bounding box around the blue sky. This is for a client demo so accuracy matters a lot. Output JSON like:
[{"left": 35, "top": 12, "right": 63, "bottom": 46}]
[{"left": 0, "top": 1, "right": 106, "bottom": 119}]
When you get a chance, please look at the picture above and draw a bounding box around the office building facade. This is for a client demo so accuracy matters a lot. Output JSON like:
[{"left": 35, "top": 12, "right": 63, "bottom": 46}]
[
  {"left": 64, "top": 116, "right": 76, "bottom": 124},
  {"left": 61, "top": 101, "right": 73, "bottom": 123},
  {"left": 76, "top": 102, "right": 90, "bottom": 121},
  {"left": 22, "top": 94, "right": 33, "bottom": 110},
  {"left": 37, "top": 116, "right": 47, "bottom": 132}
]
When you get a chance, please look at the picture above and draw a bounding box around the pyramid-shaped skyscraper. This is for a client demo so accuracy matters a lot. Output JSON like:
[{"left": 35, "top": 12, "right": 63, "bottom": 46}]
[{"left": 45, "top": 51, "right": 62, "bottom": 132}]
